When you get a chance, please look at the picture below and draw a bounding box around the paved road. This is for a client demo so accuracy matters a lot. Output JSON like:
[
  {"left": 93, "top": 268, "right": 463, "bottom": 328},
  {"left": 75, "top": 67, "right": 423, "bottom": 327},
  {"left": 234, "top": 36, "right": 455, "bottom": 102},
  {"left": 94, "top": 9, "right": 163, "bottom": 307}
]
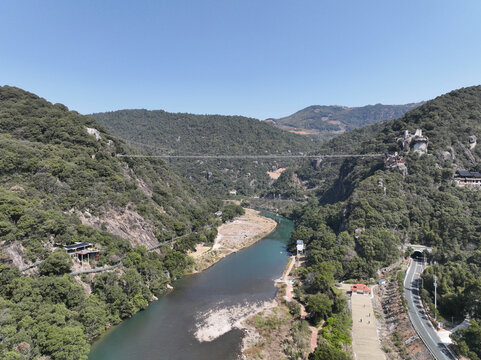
[{"left": 404, "top": 258, "right": 457, "bottom": 360}]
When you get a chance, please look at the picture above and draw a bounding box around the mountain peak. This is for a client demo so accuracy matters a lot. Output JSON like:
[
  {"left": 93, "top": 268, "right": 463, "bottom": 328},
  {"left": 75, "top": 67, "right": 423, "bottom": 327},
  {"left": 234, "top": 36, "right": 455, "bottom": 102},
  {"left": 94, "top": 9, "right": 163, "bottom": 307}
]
[{"left": 269, "top": 102, "right": 423, "bottom": 140}]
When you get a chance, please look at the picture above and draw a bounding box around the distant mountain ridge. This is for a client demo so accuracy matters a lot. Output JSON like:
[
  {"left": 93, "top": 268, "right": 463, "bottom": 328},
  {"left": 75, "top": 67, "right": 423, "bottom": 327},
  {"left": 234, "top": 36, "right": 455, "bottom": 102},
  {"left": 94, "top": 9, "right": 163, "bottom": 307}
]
[{"left": 267, "top": 102, "right": 423, "bottom": 139}]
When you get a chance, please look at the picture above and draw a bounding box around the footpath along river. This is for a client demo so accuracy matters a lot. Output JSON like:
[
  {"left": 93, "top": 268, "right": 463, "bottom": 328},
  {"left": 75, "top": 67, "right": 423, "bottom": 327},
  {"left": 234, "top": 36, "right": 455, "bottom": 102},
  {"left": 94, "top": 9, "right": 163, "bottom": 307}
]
[{"left": 88, "top": 214, "right": 294, "bottom": 360}]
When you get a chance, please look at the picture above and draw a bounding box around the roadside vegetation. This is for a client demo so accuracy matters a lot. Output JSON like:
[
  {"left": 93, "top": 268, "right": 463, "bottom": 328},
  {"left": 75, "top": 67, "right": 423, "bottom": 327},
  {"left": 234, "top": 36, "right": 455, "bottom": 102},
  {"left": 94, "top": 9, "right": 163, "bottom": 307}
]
[{"left": 283, "top": 86, "right": 481, "bottom": 359}]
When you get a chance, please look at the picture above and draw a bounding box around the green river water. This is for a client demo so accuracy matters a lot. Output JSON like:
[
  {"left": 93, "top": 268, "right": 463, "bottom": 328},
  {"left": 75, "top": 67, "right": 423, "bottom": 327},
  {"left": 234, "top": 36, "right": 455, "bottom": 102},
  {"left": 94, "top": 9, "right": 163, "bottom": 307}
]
[{"left": 88, "top": 214, "right": 294, "bottom": 360}]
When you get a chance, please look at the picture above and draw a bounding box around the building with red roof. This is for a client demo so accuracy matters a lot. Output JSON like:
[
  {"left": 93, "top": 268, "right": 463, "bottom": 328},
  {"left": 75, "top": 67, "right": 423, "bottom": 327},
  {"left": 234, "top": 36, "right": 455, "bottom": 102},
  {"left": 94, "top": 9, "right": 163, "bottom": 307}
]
[{"left": 350, "top": 284, "right": 371, "bottom": 294}]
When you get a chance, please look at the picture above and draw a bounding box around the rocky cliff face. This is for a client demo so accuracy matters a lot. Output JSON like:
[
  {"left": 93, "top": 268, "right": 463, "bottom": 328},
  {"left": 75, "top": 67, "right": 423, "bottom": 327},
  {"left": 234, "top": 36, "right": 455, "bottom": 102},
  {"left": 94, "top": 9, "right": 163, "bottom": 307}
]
[{"left": 76, "top": 205, "right": 160, "bottom": 249}]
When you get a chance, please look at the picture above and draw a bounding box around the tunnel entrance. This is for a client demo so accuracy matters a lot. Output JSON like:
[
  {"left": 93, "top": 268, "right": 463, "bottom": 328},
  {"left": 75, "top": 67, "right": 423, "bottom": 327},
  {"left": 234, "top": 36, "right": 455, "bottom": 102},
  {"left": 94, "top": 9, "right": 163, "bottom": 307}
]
[{"left": 411, "top": 250, "right": 424, "bottom": 260}]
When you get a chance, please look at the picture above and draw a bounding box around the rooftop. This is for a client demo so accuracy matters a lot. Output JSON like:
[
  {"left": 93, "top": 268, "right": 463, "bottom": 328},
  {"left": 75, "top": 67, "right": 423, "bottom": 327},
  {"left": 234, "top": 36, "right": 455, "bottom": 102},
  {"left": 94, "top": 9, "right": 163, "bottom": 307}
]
[
  {"left": 455, "top": 170, "right": 481, "bottom": 178},
  {"left": 63, "top": 242, "right": 92, "bottom": 250},
  {"left": 350, "top": 284, "right": 371, "bottom": 292}
]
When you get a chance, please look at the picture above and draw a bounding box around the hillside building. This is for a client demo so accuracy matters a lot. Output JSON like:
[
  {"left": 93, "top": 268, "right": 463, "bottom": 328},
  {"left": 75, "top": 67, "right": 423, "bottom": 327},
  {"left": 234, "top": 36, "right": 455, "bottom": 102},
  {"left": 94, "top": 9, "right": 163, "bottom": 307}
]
[
  {"left": 63, "top": 242, "right": 100, "bottom": 264},
  {"left": 350, "top": 284, "right": 371, "bottom": 294},
  {"left": 384, "top": 152, "right": 404, "bottom": 165},
  {"left": 296, "top": 240, "right": 305, "bottom": 256},
  {"left": 454, "top": 170, "right": 481, "bottom": 186},
  {"left": 64, "top": 242, "right": 92, "bottom": 254},
  {"left": 384, "top": 152, "right": 408, "bottom": 176},
  {"left": 400, "top": 129, "right": 429, "bottom": 154}
]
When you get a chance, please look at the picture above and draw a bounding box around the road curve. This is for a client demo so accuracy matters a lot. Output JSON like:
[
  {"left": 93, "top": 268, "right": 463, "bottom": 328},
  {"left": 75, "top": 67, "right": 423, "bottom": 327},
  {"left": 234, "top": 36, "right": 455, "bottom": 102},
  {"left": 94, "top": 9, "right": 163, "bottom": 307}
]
[{"left": 404, "top": 258, "right": 457, "bottom": 360}]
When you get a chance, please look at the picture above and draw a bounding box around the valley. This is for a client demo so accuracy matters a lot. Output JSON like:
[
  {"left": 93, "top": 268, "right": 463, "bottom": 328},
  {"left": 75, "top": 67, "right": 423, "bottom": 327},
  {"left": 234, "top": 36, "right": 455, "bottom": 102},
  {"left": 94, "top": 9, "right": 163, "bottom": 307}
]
[
  {"left": 2, "top": 2, "right": 481, "bottom": 360},
  {"left": 87, "top": 214, "right": 294, "bottom": 360},
  {"left": 1, "top": 85, "right": 481, "bottom": 360},
  {"left": 90, "top": 109, "right": 314, "bottom": 197}
]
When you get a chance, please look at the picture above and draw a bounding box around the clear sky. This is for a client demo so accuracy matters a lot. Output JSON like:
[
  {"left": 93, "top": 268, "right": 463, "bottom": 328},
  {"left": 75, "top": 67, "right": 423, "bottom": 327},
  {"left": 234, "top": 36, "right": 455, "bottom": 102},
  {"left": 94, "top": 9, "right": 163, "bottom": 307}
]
[{"left": 1, "top": 0, "right": 481, "bottom": 119}]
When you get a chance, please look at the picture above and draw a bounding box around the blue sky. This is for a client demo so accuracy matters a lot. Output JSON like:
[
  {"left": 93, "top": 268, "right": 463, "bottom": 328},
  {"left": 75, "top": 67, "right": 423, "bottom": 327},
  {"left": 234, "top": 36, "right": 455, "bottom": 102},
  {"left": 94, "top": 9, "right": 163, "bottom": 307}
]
[{"left": 1, "top": 0, "right": 480, "bottom": 119}]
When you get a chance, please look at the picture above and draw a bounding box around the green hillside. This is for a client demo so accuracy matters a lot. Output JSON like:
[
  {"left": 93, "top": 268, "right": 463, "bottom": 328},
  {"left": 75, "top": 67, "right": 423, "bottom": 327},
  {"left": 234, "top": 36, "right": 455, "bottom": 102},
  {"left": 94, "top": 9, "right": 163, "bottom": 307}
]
[
  {"left": 0, "top": 86, "right": 218, "bottom": 359},
  {"left": 287, "top": 86, "right": 481, "bottom": 359},
  {"left": 268, "top": 103, "right": 422, "bottom": 140},
  {"left": 3, "top": 84, "right": 481, "bottom": 359},
  {"left": 90, "top": 109, "right": 315, "bottom": 197}
]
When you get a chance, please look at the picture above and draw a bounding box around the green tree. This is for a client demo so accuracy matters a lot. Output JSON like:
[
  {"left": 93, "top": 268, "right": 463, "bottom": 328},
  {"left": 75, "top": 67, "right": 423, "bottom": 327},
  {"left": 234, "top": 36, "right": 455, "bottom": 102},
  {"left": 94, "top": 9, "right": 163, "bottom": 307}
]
[
  {"left": 38, "top": 250, "right": 73, "bottom": 276},
  {"left": 77, "top": 295, "right": 110, "bottom": 339},
  {"left": 306, "top": 293, "right": 332, "bottom": 324},
  {"left": 221, "top": 204, "right": 245, "bottom": 222},
  {"left": 308, "top": 342, "right": 351, "bottom": 360},
  {"left": 37, "top": 325, "right": 89, "bottom": 360},
  {"left": 452, "top": 320, "right": 481, "bottom": 360}
]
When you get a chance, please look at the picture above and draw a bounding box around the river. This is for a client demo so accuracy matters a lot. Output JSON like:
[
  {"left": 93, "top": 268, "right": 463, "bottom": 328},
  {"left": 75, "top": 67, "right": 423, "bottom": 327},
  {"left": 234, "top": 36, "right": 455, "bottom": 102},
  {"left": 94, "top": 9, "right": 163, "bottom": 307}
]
[{"left": 88, "top": 214, "right": 294, "bottom": 360}]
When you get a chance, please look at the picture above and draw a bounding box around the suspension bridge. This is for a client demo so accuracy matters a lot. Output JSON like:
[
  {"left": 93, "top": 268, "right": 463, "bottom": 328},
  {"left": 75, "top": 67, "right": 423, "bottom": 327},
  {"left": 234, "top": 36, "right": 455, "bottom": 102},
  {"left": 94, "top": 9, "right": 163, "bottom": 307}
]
[{"left": 117, "top": 153, "right": 384, "bottom": 159}]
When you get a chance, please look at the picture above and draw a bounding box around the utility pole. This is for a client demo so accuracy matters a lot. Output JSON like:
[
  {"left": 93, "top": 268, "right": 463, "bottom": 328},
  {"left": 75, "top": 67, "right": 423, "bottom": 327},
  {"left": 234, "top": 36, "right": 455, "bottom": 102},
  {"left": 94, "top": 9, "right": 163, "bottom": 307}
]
[{"left": 434, "top": 274, "right": 437, "bottom": 321}]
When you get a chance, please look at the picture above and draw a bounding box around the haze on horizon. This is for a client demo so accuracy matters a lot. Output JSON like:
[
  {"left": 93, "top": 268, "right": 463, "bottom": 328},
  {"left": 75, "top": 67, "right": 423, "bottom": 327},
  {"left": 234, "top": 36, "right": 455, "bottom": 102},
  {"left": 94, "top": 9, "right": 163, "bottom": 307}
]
[{"left": 1, "top": 0, "right": 480, "bottom": 119}]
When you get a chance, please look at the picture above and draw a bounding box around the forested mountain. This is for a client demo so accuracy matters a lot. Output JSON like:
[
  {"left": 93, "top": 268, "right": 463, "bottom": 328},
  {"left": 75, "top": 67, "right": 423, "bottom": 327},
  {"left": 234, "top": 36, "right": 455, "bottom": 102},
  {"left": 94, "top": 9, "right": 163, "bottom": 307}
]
[
  {"left": 90, "top": 109, "right": 315, "bottom": 196},
  {"left": 0, "top": 86, "right": 219, "bottom": 359},
  {"left": 286, "top": 86, "right": 481, "bottom": 359},
  {"left": 4, "top": 84, "right": 481, "bottom": 359},
  {"left": 267, "top": 102, "right": 422, "bottom": 140}
]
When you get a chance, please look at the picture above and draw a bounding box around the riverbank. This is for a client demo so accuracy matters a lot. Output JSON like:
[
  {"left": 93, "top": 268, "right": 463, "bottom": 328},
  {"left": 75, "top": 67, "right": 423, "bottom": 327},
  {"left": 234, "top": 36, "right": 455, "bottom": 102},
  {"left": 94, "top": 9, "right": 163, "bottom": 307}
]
[
  {"left": 240, "top": 256, "right": 313, "bottom": 359},
  {"left": 189, "top": 208, "right": 278, "bottom": 272},
  {"left": 88, "top": 213, "right": 293, "bottom": 360}
]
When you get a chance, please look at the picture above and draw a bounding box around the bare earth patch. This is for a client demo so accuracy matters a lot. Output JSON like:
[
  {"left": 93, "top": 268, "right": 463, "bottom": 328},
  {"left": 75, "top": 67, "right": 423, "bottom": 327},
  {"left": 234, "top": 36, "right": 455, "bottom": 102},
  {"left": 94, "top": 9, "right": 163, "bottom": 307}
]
[
  {"left": 267, "top": 168, "right": 287, "bottom": 180},
  {"left": 241, "top": 304, "right": 311, "bottom": 360},
  {"left": 191, "top": 208, "right": 277, "bottom": 272},
  {"left": 189, "top": 243, "right": 211, "bottom": 261},
  {"left": 275, "top": 125, "right": 322, "bottom": 135}
]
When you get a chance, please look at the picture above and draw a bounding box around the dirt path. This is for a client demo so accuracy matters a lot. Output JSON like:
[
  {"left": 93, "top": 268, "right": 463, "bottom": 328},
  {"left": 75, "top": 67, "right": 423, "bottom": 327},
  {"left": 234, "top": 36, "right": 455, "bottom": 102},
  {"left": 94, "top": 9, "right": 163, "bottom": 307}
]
[
  {"left": 281, "top": 256, "right": 319, "bottom": 352},
  {"left": 282, "top": 256, "right": 296, "bottom": 281},
  {"left": 304, "top": 319, "right": 319, "bottom": 352},
  {"left": 189, "top": 208, "right": 277, "bottom": 272}
]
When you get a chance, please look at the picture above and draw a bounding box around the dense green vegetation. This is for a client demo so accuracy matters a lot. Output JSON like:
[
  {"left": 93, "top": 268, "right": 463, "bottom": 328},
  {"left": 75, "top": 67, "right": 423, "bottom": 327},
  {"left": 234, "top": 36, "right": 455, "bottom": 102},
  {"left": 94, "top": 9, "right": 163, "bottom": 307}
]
[
  {"left": 3, "top": 83, "right": 481, "bottom": 359},
  {"left": 220, "top": 203, "right": 245, "bottom": 222},
  {"left": 90, "top": 109, "right": 315, "bottom": 197},
  {"left": 0, "top": 244, "right": 195, "bottom": 359},
  {"left": 0, "top": 86, "right": 220, "bottom": 359},
  {"left": 269, "top": 102, "right": 421, "bottom": 140},
  {"left": 289, "top": 246, "right": 353, "bottom": 358},
  {"left": 286, "top": 86, "right": 481, "bottom": 358}
]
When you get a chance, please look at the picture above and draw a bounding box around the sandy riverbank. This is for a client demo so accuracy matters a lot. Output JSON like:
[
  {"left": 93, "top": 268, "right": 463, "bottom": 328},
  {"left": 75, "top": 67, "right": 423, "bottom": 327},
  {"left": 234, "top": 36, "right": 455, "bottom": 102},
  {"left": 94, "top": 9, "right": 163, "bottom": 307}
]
[
  {"left": 189, "top": 208, "right": 278, "bottom": 272},
  {"left": 240, "top": 256, "right": 313, "bottom": 359}
]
